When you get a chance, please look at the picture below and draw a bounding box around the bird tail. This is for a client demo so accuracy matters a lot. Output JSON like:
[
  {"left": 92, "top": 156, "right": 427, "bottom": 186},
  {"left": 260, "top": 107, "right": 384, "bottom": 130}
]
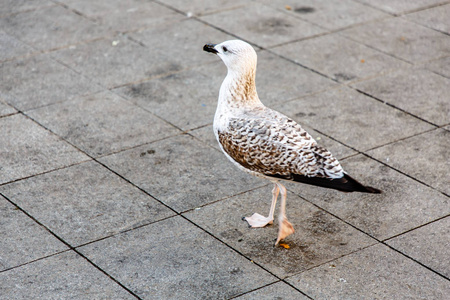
[
  {"left": 341, "top": 173, "right": 382, "bottom": 194},
  {"left": 271, "top": 172, "right": 382, "bottom": 193}
]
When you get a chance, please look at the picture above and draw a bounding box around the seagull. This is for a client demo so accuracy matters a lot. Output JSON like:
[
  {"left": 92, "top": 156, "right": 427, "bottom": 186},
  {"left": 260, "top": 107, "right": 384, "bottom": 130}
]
[{"left": 203, "top": 40, "right": 381, "bottom": 246}]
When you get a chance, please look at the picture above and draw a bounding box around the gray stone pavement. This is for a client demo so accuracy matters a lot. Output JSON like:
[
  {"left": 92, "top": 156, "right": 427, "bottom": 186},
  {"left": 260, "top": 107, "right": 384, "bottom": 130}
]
[{"left": 0, "top": 0, "right": 449, "bottom": 299}]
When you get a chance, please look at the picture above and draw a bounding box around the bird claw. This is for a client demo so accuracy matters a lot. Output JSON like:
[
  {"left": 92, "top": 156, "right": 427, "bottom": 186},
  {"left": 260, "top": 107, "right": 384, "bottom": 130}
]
[
  {"left": 243, "top": 213, "right": 273, "bottom": 228},
  {"left": 275, "top": 218, "right": 294, "bottom": 246}
]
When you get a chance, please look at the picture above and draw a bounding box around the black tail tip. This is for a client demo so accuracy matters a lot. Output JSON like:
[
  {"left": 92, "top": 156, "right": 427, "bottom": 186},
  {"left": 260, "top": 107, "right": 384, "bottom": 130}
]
[{"left": 364, "top": 186, "right": 382, "bottom": 194}]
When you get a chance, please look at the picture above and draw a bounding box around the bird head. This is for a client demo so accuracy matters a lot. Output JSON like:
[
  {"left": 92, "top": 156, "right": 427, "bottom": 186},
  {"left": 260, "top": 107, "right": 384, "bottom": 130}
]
[{"left": 203, "top": 40, "right": 257, "bottom": 74}]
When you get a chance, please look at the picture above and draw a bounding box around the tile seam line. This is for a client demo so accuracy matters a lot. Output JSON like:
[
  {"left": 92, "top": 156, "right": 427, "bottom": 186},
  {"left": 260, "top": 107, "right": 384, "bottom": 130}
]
[
  {"left": 351, "top": 0, "right": 450, "bottom": 16},
  {"left": 72, "top": 215, "right": 179, "bottom": 250},
  {"left": 190, "top": 4, "right": 249, "bottom": 18},
  {"left": 335, "top": 30, "right": 415, "bottom": 65},
  {"left": 402, "top": 15, "right": 450, "bottom": 38},
  {"left": 0, "top": 3, "right": 59, "bottom": 18},
  {"left": 284, "top": 239, "right": 378, "bottom": 277},
  {"left": 106, "top": 88, "right": 189, "bottom": 134},
  {"left": 0, "top": 111, "right": 20, "bottom": 119},
  {"left": 395, "top": 1, "right": 450, "bottom": 17},
  {"left": 382, "top": 213, "right": 450, "bottom": 242},
  {"left": 361, "top": 153, "right": 449, "bottom": 198},
  {"left": 226, "top": 280, "right": 301, "bottom": 300},
  {"left": 263, "top": 49, "right": 339, "bottom": 83},
  {"left": 180, "top": 183, "right": 269, "bottom": 214},
  {"left": 53, "top": 1, "right": 97, "bottom": 22},
  {"left": 353, "top": 89, "right": 439, "bottom": 127},
  {"left": 93, "top": 132, "right": 184, "bottom": 160},
  {"left": 267, "top": 5, "right": 393, "bottom": 35},
  {"left": 0, "top": 244, "right": 71, "bottom": 274},
  {"left": 0, "top": 192, "right": 142, "bottom": 299},
  {"left": 383, "top": 242, "right": 450, "bottom": 281},
  {"left": 226, "top": 281, "right": 280, "bottom": 300},
  {"left": 21, "top": 90, "right": 106, "bottom": 113},
  {"left": 341, "top": 0, "right": 395, "bottom": 17},
  {"left": 0, "top": 159, "right": 92, "bottom": 188},
  {"left": 288, "top": 191, "right": 450, "bottom": 282}
]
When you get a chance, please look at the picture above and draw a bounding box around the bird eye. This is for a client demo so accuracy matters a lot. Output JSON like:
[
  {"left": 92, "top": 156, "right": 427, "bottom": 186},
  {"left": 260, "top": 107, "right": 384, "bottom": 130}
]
[{"left": 222, "top": 46, "right": 228, "bottom": 52}]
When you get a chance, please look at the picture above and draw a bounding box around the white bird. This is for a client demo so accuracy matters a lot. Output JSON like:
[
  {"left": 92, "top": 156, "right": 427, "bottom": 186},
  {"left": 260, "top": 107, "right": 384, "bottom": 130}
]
[{"left": 203, "top": 40, "right": 381, "bottom": 245}]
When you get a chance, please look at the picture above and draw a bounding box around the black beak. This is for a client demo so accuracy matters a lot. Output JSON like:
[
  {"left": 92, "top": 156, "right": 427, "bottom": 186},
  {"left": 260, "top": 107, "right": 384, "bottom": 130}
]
[{"left": 203, "top": 43, "right": 218, "bottom": 54}]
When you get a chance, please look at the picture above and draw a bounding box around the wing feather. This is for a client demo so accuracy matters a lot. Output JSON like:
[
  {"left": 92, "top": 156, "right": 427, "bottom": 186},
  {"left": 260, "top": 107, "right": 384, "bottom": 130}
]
[{"left": 217, "top": 113, "right": 344, "bottom": 180}]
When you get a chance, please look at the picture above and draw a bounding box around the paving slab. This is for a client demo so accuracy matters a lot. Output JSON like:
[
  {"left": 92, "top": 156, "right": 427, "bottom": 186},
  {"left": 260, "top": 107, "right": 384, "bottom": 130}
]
[
  {"left": 287, "top": 243, "right": 450, "bottom": 299},
  {"left": 234, "top": 281, "right": 309, "bottom": 299},
  {"left": 367, "top": 129, "right": 450, "bottom": 196},
  {"left": 99, "top": 134, "right": 262, "bottom": 212},
  {"left": 190, "top": 123, "right": 357, "bottom": 160},
  {"left": 386, "top": 216, "right": 450, "bottom": 278},
  {"left": 0, "top": 53, "right": 102, "bottom": 111},
  {"left": 341, "top": 17, "right": 450, "bottom": 63},
  {"left": 0, "top": 31, "right": 34, "bottom": 62},
  {"left": 352, "top": 67, "right": 450, "bottom": 126},
  {"left": 274, "top": 86, "right": 433, "bottom": 151},
  {"left": 272, "top": 32, "right": 409, "bottom": 83},
  {"left": 405, "top": 3, "right": 450, "bottom": 34},
  {"left": 0, "top": 114, "right": 89, "bottom": 184},
  {"left": 0, "top": 0, "right": 55, "bottom": 16},
  {"left": 354, "top": 0, "right": 448, "bottom": 15},
  {"left": 129, "top": 18, "right": 234, "bottom": 68},
  {"left": 424, "top": 55, "right": 450, "bottom": 79},
  {"left": 286, "top": 154, "right": 450, "bottom": 240},
  {"left": 0, "top": 5, "right": 106, "bottom": 51},
  {"left": 50, "top": 34, "right": 173, "bottom": 89},
  {"left": 257, "top": 0, "right": 389, "bottom": 30},
  {"left": 78, "top": 216, "right": 277, "bottom": 299},
  {"left": 200, "top": 3, "right": 325, "bottom": 48},
  {"left": 0, "top": 161, "right": 176, "bottom": 247},
  {"left": 0, "top": 250, "right": 133, "bottom": 299},
  {"left": 27, "top": 91, "right": 180, "bottom": 157},
  {"left": 254, "top": 51, "right": 337, "bottom": 105},
  {"left": 0, "top": 196, "right": 68, "bottom": 271},
  {"left": 57, "top": 0, "right": 182, "bottom": 33},
  {"left": 184, "top": 187, "right": 376, "bottom": 278},
  {"left": 113, "top": 61, "right": 225, "bottom": 131},
  {"left": 157, "top": 0, "right": 247, "bottom": 17},
  {"left": 52, "top": 19, "right": 232, "bottom": 89}
]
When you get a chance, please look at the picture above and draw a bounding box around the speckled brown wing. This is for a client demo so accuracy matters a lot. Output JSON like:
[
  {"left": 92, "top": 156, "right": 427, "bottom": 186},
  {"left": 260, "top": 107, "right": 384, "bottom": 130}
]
[
  {"left": 217, "top": 115, "right": 382, "bottom": 193},
  {"left": 218, "top": 116, "right": 344, "bottom": 179}
]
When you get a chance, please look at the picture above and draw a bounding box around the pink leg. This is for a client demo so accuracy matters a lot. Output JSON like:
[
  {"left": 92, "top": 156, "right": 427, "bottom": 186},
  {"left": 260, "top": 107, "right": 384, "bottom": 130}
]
[
  {"left": 274, "top": 181, "right": 294, "bottom": 245},
  {"left": 244, "top": 184, "right": 279, "bottom": 227}
]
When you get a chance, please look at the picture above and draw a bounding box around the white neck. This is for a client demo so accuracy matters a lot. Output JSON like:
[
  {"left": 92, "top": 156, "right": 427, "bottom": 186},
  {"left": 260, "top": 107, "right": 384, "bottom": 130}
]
[
  {"left": 214, "top": 67, "right": 263, "bottom": 134},
  {"left": 218, "top": 68, "right": 261, "bottom": 109}
]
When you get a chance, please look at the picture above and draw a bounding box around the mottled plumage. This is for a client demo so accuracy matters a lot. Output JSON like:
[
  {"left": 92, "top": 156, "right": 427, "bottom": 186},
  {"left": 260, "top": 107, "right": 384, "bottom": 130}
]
[{"left": 203, "top": 40, "right": 381, "bottom": 245}]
